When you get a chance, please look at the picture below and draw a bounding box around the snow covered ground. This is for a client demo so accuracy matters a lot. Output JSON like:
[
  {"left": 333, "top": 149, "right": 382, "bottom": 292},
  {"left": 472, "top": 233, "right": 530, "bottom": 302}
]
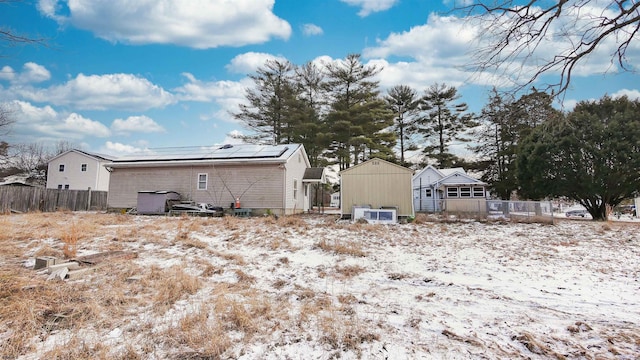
[{"left": 2, "top": 212, "right": 639, "bottom": 359}]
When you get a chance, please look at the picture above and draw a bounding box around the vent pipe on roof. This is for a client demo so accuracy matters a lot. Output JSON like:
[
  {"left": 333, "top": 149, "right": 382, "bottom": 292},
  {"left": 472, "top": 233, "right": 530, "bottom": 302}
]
[{"left": 219, "top": 144, "right": 233, "bottom": 149}]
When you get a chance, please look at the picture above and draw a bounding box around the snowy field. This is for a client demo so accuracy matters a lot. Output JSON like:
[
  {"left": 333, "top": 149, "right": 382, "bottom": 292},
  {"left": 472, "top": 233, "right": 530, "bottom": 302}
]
[{"left": 1, "top": 212, "right": 639, "bottom": 359}]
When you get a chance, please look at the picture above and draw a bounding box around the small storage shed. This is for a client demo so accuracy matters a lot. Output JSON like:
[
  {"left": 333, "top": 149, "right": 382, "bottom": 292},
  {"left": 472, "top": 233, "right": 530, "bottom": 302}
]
[
  {"left": 136, "top": 191, "right": 180, "bottom": 215},
  {"left": 339, "top": 158, "right": 414, "bottom": 219}
]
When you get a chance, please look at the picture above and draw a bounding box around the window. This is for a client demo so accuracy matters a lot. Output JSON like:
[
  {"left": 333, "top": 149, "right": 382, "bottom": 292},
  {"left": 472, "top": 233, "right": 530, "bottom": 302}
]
[
  {"left": 58, "top": 184, "right": 63, "bottom": 190},
  {"left": 59, "top": 164, "right": 65, "bottom": 172},
  {"left": 473, "top": 187, "right": 485, "bottom": 198},
  {"left": 81, "top": 164, "right": 87, "bottom": 172},
  {"left": 64, "top": 185, "right": 70, "bottom": 189},
  {"left": 293, "top": 179, "right": 298, "bottom": 200},
  {"left": 425, "top": 189, "right": 432, "bottom": 197},
  {"left": 447, "top": 187, "right": 458, "bottom": 198},
  {"left": 460, "top": 187, "right": 472, "bottom": 198},
  {"left": 197, "top": 173, "right": 207, "bottom": 190}
]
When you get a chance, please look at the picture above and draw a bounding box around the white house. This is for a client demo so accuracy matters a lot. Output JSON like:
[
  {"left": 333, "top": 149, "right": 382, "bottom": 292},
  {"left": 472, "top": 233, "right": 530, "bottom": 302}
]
[
  {"left": 330, "top": 192, "right": 340, "bottom": 208},
  {"left": 46, "top": 149, "right": 114, "bottom": 191},
  {"left": 413, "top": 165, "right": 487, "bottom": 212},
  {"left": 105, "top": 143, "right": 312, "bottom": 216}
]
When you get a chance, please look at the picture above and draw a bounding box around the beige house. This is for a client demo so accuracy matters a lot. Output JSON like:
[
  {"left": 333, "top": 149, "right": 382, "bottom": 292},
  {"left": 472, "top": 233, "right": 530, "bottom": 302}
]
[
  {"left": 105, "top": 143, "right": 311, "bottom": 216},
  {"left": 46, "top": 149, "right": 114, "bottom": 191},
  {"left": 339, "top": 158, "right": 414, "bottom": 219}
]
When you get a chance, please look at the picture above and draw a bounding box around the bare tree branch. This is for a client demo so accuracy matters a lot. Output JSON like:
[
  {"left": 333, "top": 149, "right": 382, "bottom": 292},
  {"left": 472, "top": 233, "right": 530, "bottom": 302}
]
[
  {"left": 457, "top": 0, "right": 640, "bottom": 98},
  {"left": 1, "top": 0, "right": 47, "bottom": 57}
]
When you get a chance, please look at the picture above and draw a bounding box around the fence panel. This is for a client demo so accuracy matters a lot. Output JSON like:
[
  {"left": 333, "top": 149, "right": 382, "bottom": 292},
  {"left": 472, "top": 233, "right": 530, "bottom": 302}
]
[{"left": 0, "top": 186, "right": 107, "bottom": 213}]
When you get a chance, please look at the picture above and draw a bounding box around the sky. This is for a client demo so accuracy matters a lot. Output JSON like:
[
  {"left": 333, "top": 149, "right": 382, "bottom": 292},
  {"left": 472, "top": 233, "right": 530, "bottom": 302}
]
[{"left": 1, "top": 0, "right": 639, "bottom": 157}]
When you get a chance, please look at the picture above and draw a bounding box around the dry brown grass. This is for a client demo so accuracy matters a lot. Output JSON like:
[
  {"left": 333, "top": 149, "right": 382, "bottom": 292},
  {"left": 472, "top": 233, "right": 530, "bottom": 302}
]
[
  {"left": 147, "top": 265, "right": 202, "bottom": 313},
  {"left": 61, "top": 222, "right": 80, "bottom": 258},
  {"left": 162, "top": 306, "right": 231, "bottom": 358},
  {"left": 316, "top": 238, "right": 366, "bottom": 257},
  {"left": 334, "top": 264, "right": 365, "bottom": 278}
]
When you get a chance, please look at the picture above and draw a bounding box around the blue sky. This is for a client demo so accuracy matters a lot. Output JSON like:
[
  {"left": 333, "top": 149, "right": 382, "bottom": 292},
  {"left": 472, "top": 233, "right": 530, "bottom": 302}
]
[{"left": 1, "top": 0, "right": 638, "bottom": 157}]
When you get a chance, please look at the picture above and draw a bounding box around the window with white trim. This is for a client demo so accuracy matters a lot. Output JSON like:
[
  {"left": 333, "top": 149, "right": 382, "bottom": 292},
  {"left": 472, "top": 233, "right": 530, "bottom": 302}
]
[
  {"left": 81, "top": 163, "right": 87, "bottom": 172},
  {"left": 460, "top": 187, "right": 472, "bottom": 198},
  {"left": 58, "top": 184, "right": 63, "bottom": 189},
  {"left": 293, "top": 179, "right": 298, "bottom": 200},
  {"left": 473, "top": 187, "right": 485, "bottom": 198},
  {"left": 197, "top": 173, "right": 208, "bottom": 190},
  {"left": 64, "top": 184, "right": 69, "bottom": 189},
  {"left": 59, "top": 164, "right": 65, "bottom": 172},
  {"left": 447, "top": 187, "right": 458, "bottom": 198},
  {"left": 425, "top": 189, "right": 432, "bottom": 197}
]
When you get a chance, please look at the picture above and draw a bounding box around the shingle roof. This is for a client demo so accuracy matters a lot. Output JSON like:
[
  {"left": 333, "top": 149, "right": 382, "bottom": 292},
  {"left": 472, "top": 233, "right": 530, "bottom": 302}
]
[{"left": 303, "top": 167, "right": 325, "bottom": 182}]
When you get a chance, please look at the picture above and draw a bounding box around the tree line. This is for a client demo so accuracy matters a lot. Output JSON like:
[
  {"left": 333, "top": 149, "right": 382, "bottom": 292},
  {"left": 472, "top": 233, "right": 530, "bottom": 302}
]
[
  {"left": 235, "top": 54, "right": 640, "bottom": 221},
  {"left": 233, "top": 54, "right": 476, "bottom": 170}
]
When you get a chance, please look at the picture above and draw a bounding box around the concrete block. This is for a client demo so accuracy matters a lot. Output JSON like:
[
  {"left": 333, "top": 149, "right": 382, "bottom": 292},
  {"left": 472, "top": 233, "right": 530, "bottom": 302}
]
[
  {"left": 66, "top": 267, "right": 97, "bottom": 280},
  {"left": 47, "top": 267, "right": 68, "bottom": 281},
  {"left": 46, "top": 262, "right": 80, "bottom": 274},
  {"left": 34, "top": 256, "right": 57, "bottom": 270}
]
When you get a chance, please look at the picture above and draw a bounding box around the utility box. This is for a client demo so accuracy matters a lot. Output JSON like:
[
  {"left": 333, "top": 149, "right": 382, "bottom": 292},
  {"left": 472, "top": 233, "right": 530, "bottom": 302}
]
[{"left": 137, "top": 191, "right": 180, "bottom": 215}]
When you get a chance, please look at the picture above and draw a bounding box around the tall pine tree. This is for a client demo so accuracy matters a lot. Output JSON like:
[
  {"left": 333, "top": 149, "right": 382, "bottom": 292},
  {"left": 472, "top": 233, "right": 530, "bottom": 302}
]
[
  {"left": 324, "top": 54, "right": 395, "bottom": 170},
  {"left": 418, "top": 83, "right": 475, "bottom": 168}
]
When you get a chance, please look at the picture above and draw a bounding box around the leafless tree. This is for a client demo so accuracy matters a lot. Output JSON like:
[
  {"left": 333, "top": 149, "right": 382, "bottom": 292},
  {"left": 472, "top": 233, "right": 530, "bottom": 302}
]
[
  {"left": 0, "top": 104, "right": 14, "bottom": 137},
  {"left": 456, "top": 1, "right": 640, "bottom": 97},
  {"left": 1, "top": 0, "right": 45, "bottom": 57}
]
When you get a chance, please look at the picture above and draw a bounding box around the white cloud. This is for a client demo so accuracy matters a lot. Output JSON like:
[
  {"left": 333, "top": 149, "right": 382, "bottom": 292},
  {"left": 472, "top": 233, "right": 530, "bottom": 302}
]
[
  {"left": 111, "top": 115, "right": 165, "bottom": 134},
  {"left": 175, "top": 73, "right": 249, "bottom": 102},
  {"left": 302, "top": 24, "right": 323, "bottom": 36},
  {"left": 225, "top": 52, "right": 289, "bottom": 74},
  {"left": 101, "top": 141, "right": 148, "bottom": 156},
  {"left": 0, "top": 63, "right": 51, "bottom": 84},
  {"left": 5, "top": 100, "right": 110, "bottom": 141},
  {"left": 20, "top": 63, "right": 51, "bottom": 83},
  {"left": 0, "top": 66, "right": 15, "bottom": 82},
  {"left": 38, "top": 0, "right": 291, "bottom": 49},
  {"left": 19, "top": 73, "right": 175, "bottom": 111},
  {"left": 340, "top": 0, "right": 399, "bottom": 17},
  {"left": 611, "top": 89, "right": 640, "bottom": 101}
]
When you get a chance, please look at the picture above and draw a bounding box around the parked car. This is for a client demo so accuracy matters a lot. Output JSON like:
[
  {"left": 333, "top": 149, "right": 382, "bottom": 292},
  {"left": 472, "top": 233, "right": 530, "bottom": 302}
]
[{"left": 565, "top": 209, "right": 588, "bottom": 217}]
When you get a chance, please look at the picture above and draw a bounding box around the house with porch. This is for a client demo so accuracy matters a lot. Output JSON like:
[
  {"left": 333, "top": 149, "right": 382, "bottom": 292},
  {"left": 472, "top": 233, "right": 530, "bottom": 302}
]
[
  {"left": 413, "top": 165, "right": 488, "bottom": 213},
  {"left": 105, "top": 143, "right": 313, "bottom": 216}
]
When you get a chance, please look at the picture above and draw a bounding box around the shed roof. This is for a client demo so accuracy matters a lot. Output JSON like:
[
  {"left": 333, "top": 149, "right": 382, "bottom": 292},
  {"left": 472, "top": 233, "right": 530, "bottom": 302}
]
[
  {"left": 303, "top": 167, "right": 326, "bottom": 183},
  {"left": 340, "top": 158, "right": 413, "bottom": 175}
]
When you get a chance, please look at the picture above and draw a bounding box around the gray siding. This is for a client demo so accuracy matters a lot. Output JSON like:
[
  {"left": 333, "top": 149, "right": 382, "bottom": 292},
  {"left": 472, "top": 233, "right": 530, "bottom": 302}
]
[{"left": 108, "top": 164, "right": 285, "bottom": 212}]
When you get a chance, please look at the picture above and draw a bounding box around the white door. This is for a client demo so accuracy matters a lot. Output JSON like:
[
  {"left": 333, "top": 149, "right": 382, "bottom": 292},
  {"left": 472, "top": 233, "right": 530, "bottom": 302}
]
[{"left": 303, "top": 184, "right": 310, "bottom": 212}]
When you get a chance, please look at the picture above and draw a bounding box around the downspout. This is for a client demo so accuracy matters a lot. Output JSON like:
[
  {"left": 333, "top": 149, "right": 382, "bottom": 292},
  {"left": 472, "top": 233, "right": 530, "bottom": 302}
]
[
  {"left": 95, "top": 161, "right": 100, "bottom": 190},
  {"left": 282, "top": 163, "right": 287, "bottom": 216}
]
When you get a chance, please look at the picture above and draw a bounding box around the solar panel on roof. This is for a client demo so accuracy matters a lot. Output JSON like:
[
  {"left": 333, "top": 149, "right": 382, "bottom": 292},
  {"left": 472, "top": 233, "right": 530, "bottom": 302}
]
[{"left": 112, "top": 144, "right": 294, "bottom": 162}]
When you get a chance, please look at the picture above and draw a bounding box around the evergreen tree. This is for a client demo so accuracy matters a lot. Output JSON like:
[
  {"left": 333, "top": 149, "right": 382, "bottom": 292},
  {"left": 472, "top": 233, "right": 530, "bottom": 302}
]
[
  {"left": 385, "top": 85, "right": 420, "bottom": 167},
  {"left": 324, "top": 54, "right": 395, "bottom": 170},
  {"left": 233, "top": 59, "right": 300, "bottom": 145},
  {"left": 517, "top": 95, "right": 640, "bottom": 220},
  {"left": 294, "top": 62, "right": 329, "bottom": 167},
  {"left": 472, "top": 89, "right": 561, "bottom": 199},
  {"left": 417, "top": 83, "right": 475, "bottom": 168}
]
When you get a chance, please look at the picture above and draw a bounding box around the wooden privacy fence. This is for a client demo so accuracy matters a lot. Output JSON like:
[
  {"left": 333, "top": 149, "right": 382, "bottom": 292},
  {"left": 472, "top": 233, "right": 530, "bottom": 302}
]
[{"left": 0, "top": 186, "right": 108, "bottom": 213}]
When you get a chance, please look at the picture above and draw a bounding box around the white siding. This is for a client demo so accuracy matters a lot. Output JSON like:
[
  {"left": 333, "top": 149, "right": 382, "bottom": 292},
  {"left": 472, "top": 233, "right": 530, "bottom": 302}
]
[
  {"left": 46, "top": 151, "right": 111, "bottom": 191},
  {"left": 283, "top": 147, "right": 310, "bottom": 214}
]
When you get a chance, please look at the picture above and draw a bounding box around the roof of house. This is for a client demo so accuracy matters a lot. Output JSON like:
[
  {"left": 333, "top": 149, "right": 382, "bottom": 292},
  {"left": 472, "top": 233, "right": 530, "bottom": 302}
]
[
  {"left": 48, "top": 149, "right": 116, "bottom": 163},
  {"left": 107, "top": 143, "right": 305, "bottom": 168},
  {"left": 303, "top": 167, "right": 326, "bottom": 183},
  {"left": 413, "top": 165, "right": 485, "bottom": 186}
]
